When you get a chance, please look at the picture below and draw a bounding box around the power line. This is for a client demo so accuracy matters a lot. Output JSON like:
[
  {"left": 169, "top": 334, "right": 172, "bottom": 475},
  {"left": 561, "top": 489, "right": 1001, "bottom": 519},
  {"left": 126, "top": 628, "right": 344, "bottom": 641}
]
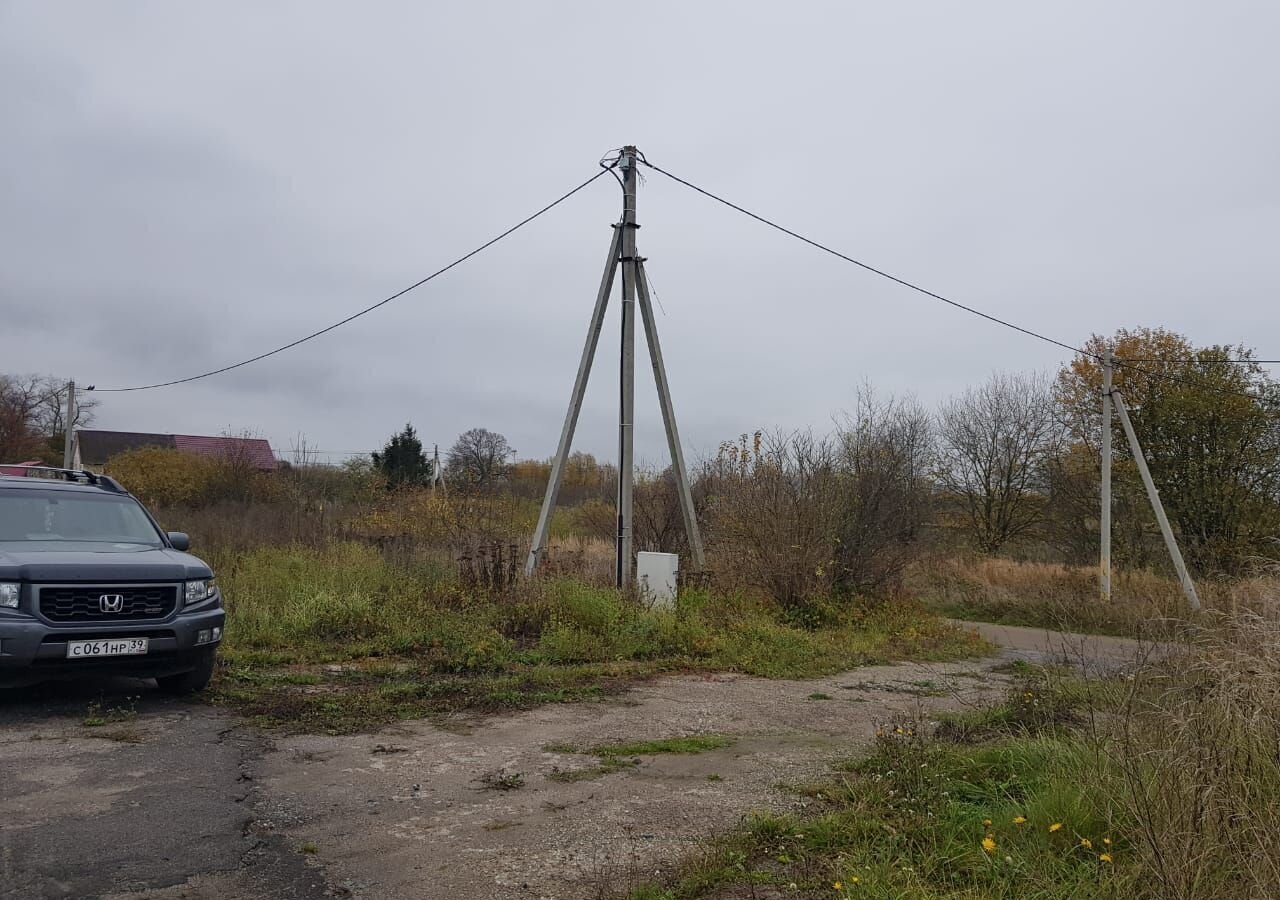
[
  {"left": 639, "top": 158, "right": 1087, "bottom": 357},
  {"left": 96, "top": 169, "right": 611, "bottom": 392},
  {"left": 641, "top": 158, "right": 1280, "bottom": 410}
]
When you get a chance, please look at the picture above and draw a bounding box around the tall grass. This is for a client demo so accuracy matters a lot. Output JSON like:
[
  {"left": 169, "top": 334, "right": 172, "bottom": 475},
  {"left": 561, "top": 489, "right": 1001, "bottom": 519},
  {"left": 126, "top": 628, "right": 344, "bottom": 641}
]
[
  {"left": 1099, "top": 612, "right": 1280, "bottom": 896},
  {"left": 906, "top": 555, "right": 1280, "bottom": 636}
]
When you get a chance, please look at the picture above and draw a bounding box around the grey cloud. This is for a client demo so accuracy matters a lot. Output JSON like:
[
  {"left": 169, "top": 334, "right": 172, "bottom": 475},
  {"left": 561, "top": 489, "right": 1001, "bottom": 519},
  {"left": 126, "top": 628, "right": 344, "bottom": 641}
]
[{"left": 2, "top": 1, "right": 1277, "bottom": 467}]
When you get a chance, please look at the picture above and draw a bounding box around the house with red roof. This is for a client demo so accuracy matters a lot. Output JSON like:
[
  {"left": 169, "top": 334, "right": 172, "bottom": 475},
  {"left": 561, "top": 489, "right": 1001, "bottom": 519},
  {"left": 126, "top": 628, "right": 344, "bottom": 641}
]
[{"left": 74, "top": 430, "right": 279, "bottom": 471}]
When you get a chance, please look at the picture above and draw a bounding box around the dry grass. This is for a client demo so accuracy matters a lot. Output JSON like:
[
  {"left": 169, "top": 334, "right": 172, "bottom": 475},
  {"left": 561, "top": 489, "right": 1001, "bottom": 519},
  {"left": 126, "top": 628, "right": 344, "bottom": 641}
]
[
  {"left": 906, "top": 555, "right": 1280, "bottom": 636},
  {"left": 1102, "top": 611, "right": 1280, "bottom": 897}
]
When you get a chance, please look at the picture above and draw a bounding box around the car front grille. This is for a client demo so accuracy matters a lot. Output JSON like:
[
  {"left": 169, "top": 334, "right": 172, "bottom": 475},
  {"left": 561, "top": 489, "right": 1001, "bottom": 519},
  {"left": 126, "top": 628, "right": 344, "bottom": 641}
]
[{"left": 38, "top": 585, "right": 179, "bottom": 623}]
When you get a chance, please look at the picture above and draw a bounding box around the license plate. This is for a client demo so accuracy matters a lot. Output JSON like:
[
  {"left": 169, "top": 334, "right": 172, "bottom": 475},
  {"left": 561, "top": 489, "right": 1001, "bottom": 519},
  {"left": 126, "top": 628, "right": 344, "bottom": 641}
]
[{"left": 66, "top": 638, "right": 149, "bottom": 659}]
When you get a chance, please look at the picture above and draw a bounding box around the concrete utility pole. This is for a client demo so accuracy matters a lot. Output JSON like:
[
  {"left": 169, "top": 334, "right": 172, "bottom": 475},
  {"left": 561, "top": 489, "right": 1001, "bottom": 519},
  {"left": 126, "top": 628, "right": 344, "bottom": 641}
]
[
  {"left": 616, "top": 148, "right": 639, "bottom": 587},
  {"left": 636, "top": 260, "right": 705, "bottom": 569},
  {"left": 62, "top": 380, "right": 76, "bottom": 470},
  {"left": 1100, "top": 349, "right": 1113, "bottom": 601},
  {"left": 1112, "top": 390, "right": 1201, "bottom": 610},
  {"left": 526, "top": 146, "right": 703, "bottom": 586},
  {"left": 430, "top": 444, "right": 447, "bottom": 495},
  {"left": 525, "top": 226, "right": 622, "bottom": 576}
]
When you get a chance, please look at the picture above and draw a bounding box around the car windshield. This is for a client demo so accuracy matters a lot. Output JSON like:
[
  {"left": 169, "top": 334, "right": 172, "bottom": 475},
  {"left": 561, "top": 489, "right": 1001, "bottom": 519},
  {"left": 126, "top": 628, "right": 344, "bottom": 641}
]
[{"left": 0, "top": 489, "right": 164, "bottom": 547}]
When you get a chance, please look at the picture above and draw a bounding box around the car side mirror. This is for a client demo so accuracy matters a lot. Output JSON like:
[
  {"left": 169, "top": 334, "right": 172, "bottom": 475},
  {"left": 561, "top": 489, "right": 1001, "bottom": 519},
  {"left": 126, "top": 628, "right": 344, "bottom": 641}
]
[{"left": 167, "top": 532, "right": 190, "bottom": 551}]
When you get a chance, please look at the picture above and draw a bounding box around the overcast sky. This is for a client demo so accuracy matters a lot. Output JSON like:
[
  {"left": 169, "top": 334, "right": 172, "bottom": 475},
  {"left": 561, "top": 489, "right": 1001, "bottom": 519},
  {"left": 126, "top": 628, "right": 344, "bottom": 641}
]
[{"left": 3, "top": 2, "right": 1277, "bottom": 467}]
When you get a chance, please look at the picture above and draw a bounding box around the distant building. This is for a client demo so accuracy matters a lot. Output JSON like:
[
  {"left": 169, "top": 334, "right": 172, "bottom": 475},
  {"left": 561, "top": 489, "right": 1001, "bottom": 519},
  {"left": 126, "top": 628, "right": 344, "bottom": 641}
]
[
  {"left": 0, "top": 460, "right": 42, "bottom": 476},
  {"left": 74, "top": 430, "right": 279, "bottom": 471}
]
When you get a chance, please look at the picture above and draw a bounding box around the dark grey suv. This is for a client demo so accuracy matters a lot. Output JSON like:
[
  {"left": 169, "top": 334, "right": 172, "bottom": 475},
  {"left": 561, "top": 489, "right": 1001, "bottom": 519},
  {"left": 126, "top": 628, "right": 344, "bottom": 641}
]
[{"left": 0, "top": 467, "right": 224, "bottom": 693}]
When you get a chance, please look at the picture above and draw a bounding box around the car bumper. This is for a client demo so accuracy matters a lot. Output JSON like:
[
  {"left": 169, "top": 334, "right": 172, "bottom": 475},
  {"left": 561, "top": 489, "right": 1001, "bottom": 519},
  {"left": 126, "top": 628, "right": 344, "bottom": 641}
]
[{"left": 0, "top": 608, "right": 225, "bottom": 687}]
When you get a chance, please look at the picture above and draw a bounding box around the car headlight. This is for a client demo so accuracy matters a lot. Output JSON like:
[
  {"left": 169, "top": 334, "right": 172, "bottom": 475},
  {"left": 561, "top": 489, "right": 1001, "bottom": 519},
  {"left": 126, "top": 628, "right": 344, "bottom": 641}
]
[
  {"left": 185, "top": 579, "right": 217, "bottom": 608},
  {"left": 0, "top": 583, "right": 19, "bottom": 609}
]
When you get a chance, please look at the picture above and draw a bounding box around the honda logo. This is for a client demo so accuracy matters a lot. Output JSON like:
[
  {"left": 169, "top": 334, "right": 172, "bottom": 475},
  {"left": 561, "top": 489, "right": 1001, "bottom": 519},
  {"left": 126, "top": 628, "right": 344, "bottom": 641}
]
[{"left": 99, "top": 594, "right": 125, "bottom": 613}]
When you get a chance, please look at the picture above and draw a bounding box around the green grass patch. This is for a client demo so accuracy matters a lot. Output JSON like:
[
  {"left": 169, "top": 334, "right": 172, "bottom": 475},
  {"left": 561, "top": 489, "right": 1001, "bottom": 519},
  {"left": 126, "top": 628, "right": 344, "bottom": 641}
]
[
  {"left": 209, "top": 542, "right": 992, "bottom": 733},
  {"left": 625, "top": 672, "right": 1134, "bottom": 899},
  {"left": 591, "top": 735, "right": 734, "bottom": 757},
  {"left": 544, "top": 734, "right": 734, "bottom": 782}
]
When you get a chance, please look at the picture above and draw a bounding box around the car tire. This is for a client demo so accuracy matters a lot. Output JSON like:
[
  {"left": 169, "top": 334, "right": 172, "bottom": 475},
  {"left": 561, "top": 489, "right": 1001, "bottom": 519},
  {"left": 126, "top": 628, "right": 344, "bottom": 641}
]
[{"left": 156, "top": 649, "right": 217, "bottom": 695}]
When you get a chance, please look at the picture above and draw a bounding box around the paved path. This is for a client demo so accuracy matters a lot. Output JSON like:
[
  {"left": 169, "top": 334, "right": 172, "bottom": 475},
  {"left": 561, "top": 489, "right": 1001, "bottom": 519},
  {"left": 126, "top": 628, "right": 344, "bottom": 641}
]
[{"left": 0, "top": 622, "right": 1144, "bottom": 900}]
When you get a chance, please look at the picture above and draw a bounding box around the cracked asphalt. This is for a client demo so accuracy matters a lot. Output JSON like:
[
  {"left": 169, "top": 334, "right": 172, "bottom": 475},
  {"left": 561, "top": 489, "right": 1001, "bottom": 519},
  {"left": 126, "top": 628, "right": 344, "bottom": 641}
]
[{"left": 0, "top": 678, "right": 330, "bottom": 900}]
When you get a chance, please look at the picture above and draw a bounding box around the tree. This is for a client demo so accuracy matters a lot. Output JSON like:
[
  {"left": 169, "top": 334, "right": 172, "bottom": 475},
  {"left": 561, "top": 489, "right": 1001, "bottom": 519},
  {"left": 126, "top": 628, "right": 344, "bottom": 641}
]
[
  {"left": 371, "top": 424, "right": 431, "bottom": 488},
  {"left": 706, "top": 389, "right": 935, "bottom": 611},
  {"left": 0, "top": 373, "right": 99, "bottom": 462},
  {"left": 936, "top": 372, "right": 1063, "bottom": 554},
  {"left": 446, "top": 428, "right": 514, "bottom": 488},
  {"left": 1056, "top": 328, "right": 1280, "bottom": 574}
]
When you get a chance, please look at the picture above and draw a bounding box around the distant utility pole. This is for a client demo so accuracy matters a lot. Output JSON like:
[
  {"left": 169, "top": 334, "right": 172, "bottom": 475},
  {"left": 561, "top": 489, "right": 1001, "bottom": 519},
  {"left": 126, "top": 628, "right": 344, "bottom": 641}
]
[
  {"left": 1112, "top": 390, "right": 1201, "bottom": 610},
  {"left": 526, "top": 146, "right": 705, "bottom": 585},
  {"left": 62, "top": 380, "right": 76, "bottom": 470},
  {"left": 1100, "top": 349, "right": 1113, "bottom": 601},
  {"left": 430, "top": 444, "right": 446, "bottom": 494}
]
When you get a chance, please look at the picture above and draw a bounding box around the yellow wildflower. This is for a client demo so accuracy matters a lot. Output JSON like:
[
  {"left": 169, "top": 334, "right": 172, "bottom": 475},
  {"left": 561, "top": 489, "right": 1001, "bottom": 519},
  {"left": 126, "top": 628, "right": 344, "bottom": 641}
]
[
  {"left": 982, "top": 836, "right": 997, "bottom": 853},
  {"left": 850, "top": 877, "right": 860, "bottom": 884},
  {"left": 1103, "top": 837, "right": 1112, "bottom": 845},
  {"left": 1099, "top": 852, "right": 1113, "bottom": 863},
  {"left": 982, "top": 818, "right": 993, "bottom": 826},
  {"left": 1080, "top": 838, "right": 1093, "bottom": 849},
  {"left": 1049, "top": 822, "right": 1063, "bottom": 833},
  {"left": 1013, "top": 816, "right": 1027, "bottom": 825},
  {"left": 833, "top": 883, "right": 842, "bottom": 891}
]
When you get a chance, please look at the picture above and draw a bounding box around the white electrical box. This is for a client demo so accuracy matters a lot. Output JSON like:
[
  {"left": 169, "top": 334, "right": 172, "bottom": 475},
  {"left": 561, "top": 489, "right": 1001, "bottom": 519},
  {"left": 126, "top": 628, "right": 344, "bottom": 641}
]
[{"left": 636, "top": 552, "right": 679, "bottom": 609}]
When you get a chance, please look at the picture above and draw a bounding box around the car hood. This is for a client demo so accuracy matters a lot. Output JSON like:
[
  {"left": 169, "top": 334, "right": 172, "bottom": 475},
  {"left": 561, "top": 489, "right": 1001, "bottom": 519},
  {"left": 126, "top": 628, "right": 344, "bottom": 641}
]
[{"left": 0, "top": 544, "right": 214, "bottom": 582}]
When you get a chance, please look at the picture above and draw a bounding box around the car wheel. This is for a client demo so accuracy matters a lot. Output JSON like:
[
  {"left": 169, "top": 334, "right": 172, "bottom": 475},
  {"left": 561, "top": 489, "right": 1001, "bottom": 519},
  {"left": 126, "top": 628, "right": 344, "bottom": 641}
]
[{"left": 156, "top": 649, "right": 217, "bottom": 695}]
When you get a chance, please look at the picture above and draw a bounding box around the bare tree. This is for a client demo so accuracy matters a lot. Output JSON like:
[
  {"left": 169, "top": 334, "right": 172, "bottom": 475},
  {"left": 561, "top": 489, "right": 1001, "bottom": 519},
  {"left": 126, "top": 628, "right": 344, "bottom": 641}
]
[
  {"left": 832, "top": 388, "right": 935, "bottom": 591},
  {"left": 446, "top": 428, "right": 514, "bottom": 488},
  {"left": 706, "top": 388, "right": 936, "bottom": 611},
  {"left": 0, "top": 374, "right": 99, "bottom": 462},
  {"left": 936, "top": 371, "right": 1063, "bottom": 554}
]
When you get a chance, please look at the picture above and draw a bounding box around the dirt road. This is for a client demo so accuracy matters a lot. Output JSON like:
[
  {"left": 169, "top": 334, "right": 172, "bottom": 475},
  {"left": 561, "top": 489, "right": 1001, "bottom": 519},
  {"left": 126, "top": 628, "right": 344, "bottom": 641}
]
[{"left": 0, "top": 623, "right": 1140, "bottom": 900}]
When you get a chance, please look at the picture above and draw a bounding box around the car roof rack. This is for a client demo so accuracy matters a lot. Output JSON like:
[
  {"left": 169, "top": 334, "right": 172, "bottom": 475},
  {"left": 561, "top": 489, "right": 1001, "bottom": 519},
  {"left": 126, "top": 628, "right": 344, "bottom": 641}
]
[{"left": 0, "top": 465, "right": 126, "bottom": 493}]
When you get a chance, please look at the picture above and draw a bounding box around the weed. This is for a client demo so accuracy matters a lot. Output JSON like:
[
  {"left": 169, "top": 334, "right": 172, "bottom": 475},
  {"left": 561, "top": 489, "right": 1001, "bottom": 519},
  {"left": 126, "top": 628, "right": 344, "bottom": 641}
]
[
  {"left": 299, "top": 842, "right": 318, "bottom": 855},
  {"left": 807, "top": 692, "right": 832, "bottom": 701},
  {"left": 82, "top": 699, "right": 138, "bottom": 728},
  {"left": 479, "top": 770, "right": 525, "bottom": 791}
]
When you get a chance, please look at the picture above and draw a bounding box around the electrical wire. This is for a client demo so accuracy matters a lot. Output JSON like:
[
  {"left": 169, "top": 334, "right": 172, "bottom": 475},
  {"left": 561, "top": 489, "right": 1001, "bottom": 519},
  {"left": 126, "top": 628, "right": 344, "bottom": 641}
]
[
  {"left": 639, "top": 158, "right": 1087, "bottom": 357},
  {"left": 641, "top": 157, "right": 1280, "bottom": 409},
  {"left": 95, "top": 169, "right": 612, "bottom": 392}
]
